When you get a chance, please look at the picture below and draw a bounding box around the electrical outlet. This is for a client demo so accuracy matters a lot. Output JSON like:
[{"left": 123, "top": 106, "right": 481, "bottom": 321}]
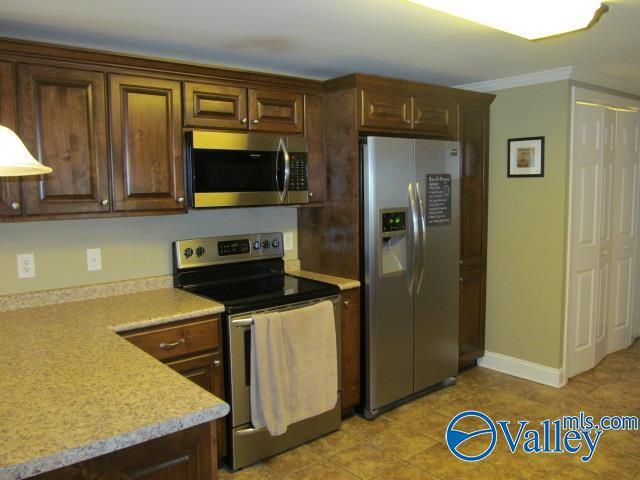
[
  {"left": 17, "top": 253, "right": 35, "bottom": 279},
  {"left": 283, "top": 231, "right": 294, "bottom": 251},
  {"left": 86, "top": 248, "right": 102, "bottom": 272}
]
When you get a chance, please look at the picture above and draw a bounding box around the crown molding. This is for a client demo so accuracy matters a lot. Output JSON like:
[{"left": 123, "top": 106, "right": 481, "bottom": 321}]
[{"left": 455, "top": 66, "right": 574, "bottom": 92}]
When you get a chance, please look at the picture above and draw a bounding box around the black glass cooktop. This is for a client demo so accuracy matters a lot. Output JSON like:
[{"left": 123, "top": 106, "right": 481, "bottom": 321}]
[{"left": 182, "top": 264, "right": 340, "bottom": 313}]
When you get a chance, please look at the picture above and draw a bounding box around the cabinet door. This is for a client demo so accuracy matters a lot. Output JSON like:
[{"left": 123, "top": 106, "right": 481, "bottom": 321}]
[
  {"left": 413, "top": 96, "right": 456, "bottom": 138},
  {"left": 184, "top": 82, "right": 248, "bottom": 130},
  {"left": 110, "top": 74, "right": 185, "bottom": 212},
  {"left": 166, "top": 351, "right": 227, "bottom": 461},
  {"left": 248, "top": 88, "right": 303, "bottom": 133},
  {"left": 304, "top": 94, "right": 325, "bottom": 203},
  {"left": 31, "top": 423, "right": 215, "bottom": 480},
  {"left": 359, "top": 89, "right": 412, "bottom": 131},
  {"left": 17, "top": 64, "right": 110, "bottom": 215},
  {"left": 459, "top": 103, "right": 489, "bottom": 270},
  {"left": 459, "top": 268, "right": 486, "bottom": 370},
  {"left": 0, "top": 62, "right": 22, "bottom": 216},
  {"left": 341, "top": 288, "right": 361, "bottom": 414}
]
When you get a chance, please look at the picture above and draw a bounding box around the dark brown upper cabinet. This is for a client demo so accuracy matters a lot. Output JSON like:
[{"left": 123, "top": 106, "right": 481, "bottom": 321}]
[
  {"left": 360, "top": 88, "right": 413, "bottom": 131},
  {"left": 0, "top": 61, "right": 22, "bottom": 216},
  {"left": 459, "top": 103, "right": 488, "bottom": 271},
  {"left": 109, "top": 74, "right": 185, "bottom": 212},
  {"left": 16, "top": 64, "right": 110, "bottom": 216},
  {"left": 248, "top": 88, "right": 303, "bottom": 134},
  {"left": 413, "top": 96, "right": 456, "bottom": 137},
  {"left": 184, "top": 82, "right": 248, "bottom": 130}
]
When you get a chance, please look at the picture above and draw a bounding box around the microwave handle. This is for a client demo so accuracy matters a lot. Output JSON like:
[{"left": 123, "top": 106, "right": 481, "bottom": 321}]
[{"left": 281, "top": 138, "right": 291, "bottom": 202}]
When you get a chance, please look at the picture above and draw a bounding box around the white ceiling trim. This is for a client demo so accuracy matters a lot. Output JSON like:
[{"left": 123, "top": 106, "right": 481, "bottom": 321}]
[{"left": 454, "top": 66, "right": 574, "bottom": 92}]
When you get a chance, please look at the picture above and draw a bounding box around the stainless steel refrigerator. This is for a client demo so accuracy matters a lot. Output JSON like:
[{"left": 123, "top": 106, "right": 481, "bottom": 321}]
[{"left": 362, "top": 136, "right": 460, "bottom": 418}]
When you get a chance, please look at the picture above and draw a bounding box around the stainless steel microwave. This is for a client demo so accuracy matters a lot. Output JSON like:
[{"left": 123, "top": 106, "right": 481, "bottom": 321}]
[{"left": 186, "top": 131, "right": 309, "bottom": 208}]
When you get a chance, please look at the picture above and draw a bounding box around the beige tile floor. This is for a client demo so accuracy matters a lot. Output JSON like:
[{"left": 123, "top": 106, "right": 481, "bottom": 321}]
[{"left": 219, "top": 340, "right": 640, "bottom": 479}]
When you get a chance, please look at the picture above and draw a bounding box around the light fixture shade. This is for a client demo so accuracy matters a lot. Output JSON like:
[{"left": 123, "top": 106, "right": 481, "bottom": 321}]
[
  {"left": 0, "top": 125, "right": 52, "bottom": 176},
  {"left": 405, "top": 0, "right": 606, "bottom": 40}
]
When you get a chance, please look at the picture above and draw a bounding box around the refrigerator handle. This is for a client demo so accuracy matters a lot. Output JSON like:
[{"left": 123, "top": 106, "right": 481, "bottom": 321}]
[
  {"left": 408, "top": 182, "right": 419, "bottom": 295},
  {"left": 415, "top": 181, "right": 427, "bottom": 294}
]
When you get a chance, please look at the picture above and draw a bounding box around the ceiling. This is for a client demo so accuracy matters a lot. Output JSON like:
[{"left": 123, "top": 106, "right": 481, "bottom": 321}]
[{"left": 0, "top": 0, "right": 638, "bottom": 93}]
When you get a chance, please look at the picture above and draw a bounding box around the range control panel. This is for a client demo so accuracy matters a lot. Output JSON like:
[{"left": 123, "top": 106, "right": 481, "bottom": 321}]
[{"left": 174, "top": 232, "right": 284, "bottom": 269}]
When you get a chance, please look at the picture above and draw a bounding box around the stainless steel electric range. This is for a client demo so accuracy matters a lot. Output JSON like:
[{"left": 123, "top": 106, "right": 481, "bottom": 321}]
[{"left": 173, "top": 232, "right": 341, "bottom": 470}]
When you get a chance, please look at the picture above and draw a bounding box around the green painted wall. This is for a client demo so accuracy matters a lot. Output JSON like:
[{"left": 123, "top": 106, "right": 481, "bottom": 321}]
[
  {"left": 0, "top": 208, "right": 298, "bottom": 295},
  {"left": 485, "top": 81, "right": 571, "bottom": 369}
]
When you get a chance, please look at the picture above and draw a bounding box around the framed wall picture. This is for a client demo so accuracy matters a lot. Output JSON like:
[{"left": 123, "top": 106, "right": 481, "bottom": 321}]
[{"left": 508, "top": 136, "right": 545, "bottom": 177}]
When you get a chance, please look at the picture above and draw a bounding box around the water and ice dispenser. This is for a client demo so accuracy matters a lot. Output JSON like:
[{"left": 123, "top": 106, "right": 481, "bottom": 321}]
[{"left": 379, "top": 208, "right": 407, "bottom": 276}]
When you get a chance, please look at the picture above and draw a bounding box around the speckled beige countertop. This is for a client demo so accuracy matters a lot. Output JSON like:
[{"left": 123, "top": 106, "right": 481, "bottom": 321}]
[
  {"left": 0, "top": 288, "right": 228, "bottom": 480},
  {"left": 287, "top": 270, "right": 360, "bottom": 291}
]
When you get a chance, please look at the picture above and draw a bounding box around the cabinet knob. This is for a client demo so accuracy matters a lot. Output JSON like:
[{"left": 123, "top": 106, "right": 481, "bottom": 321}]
[
  {"left": 100, "top": 199, "right": 109, "bottom": 206},
  {"left": 308, "top": 192, "right": 314, "bottom": 198},
  {"left": 624, "top": 245, "right": 629, "bottom": 250},
  {"left": 241, "top": 118, "right": 248, "bottom": 125},
  {"left": 177, "top": 197, "right": 185, "bottom": 204},
  {"left": 213, "top": 359, "right": 221, "bottom": 367},
  {"left": 10, "top": 202, "right": 20, "bottom": 210},
  {"left": 251, "top": 119, "right": 260, "bottom": 125},
  {"left": 602, "top": 251, "right": 608, "bottom": 256},
  {"left": 343, "top": 300, "right": 350, "bottom": 307},
  {"left": 459, "top": 277, "right": 463, "bottom": 283}
]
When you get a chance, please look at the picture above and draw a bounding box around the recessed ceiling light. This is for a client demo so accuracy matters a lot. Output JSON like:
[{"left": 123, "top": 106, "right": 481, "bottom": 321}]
[{"left": 405, "top": 0, "right": 609, "bottom": 40}]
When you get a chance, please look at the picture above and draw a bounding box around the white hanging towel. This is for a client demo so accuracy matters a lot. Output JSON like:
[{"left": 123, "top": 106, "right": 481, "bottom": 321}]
[{"left": 250, "top": 300, "right": 338, "bottom": 436}]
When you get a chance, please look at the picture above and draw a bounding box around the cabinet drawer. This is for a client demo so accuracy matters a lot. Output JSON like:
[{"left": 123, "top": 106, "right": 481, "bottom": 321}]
[{"left": 123, "top": 316, "right": 219, "bottom": 361}]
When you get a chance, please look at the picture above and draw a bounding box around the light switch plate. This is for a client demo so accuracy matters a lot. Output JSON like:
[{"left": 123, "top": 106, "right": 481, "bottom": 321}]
[
  {"left": 283, "top": 231, "right": 294, "bottom": 251},
  {"left": 17, "top": 253, "right": 35, "bottom": 279},
  {"left": 86, "top": 248, "right": 102, "bottom": 271}
]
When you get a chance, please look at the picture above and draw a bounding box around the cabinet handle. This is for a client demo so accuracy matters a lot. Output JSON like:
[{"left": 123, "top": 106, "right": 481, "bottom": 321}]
[
  {"left": 159, "top": 338, "right": 185, "bottom": 350},
  {"left": 241, "top": 118, "right": 248, "bottom": 125},
  {"left": 252, "top": 119, "right": 260, "bottom": 125},
  {"left": 177, "top": 197, "right": 185, "bottom": 204},
  {"left": 343, "top": 300, "right": 350, "bottom": 307},
  {"left": 100, "top": 199, "right": 109, "bottom": 206},
  {"left": 10, "top": 202, "right": 20, "bottom": 210},
  {"left": 213, "top": 359, "right": 221, "bottom": 367}
]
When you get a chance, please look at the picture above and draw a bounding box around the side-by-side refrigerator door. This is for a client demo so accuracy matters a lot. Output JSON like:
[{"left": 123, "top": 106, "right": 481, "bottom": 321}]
[
  {"left": 363, "top": 136, "right": 416, "bottom": 414},
  {"left": 413, "top": 140, "right": 460, "bottom": 391}
]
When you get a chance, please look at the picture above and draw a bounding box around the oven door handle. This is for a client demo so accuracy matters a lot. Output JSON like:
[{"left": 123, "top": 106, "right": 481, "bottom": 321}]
[
  {"left": 232, "top": 318, "right": 253, "bottom": 327},
  {"left": 236, "top": 426, "right": 266, "bottom": 436}
]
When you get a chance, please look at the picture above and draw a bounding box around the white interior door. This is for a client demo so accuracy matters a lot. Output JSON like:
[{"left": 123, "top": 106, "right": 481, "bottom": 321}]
[
  {"left": 596, "top": 109, "right": 615, "bottom": 363},
  {"left": 567, "top": 103, "right": 603, "bottom": 377},
  {"left": 607, "top": 111, "right": 639, "bottom": 352}
]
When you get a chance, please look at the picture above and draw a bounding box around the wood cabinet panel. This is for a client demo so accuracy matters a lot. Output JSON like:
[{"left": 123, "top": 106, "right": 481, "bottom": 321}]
[
  {"left": 122, "top": 316, "right": 219, "bottom": 362},
  {"left": 459, "top": 103, "right": 489, "bottom": 270},
  {"left": 166, "top": 351, "right": 227, "bottom": 460},
  {"left": 459, "top": 267, "right": 486, "bottom": 370},
  {"left": 248, "top": 89, "right": 303, "bottom": 133},
  {"left": 109, "top": 74, "right": 184, "bottom": 212},
  {"left": 413, "top": 96, "right": 456, "bottom": 138},
  {"left": 184, "top": 82, "right": 247, "bottom": 130},
  {"left": 304, "top": 94, "right": 325, "bottom": 203},
  {"left": 341, "top": 288, "right": 361, "bottom": 414},
  {"left": 17, "top": 64, "right": 110, "bottom": 215},
  {"left": 360, "top": 89, "right": 412, "bottom": 131},
  {"left": 0, "top": 61, "right": 22, "bottom": 216},
  {"left": 31, "top": 423, "right": 216, "bottom": 480}
]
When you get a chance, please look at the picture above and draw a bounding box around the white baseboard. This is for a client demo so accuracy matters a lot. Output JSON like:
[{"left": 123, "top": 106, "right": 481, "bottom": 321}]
[{"left": 477, "top": 351, "right": 566, "bottom": 388}]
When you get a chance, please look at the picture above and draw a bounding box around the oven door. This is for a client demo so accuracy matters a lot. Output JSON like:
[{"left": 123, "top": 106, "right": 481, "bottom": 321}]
[
  {"left": 188, "top": 131, "right": 307, "bottom": 207},
  {"left": 226, "top": 296, "right": 341, "bottom": 429}
]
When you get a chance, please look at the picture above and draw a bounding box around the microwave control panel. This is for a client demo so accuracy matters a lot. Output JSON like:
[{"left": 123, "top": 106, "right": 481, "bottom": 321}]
[{"left": 289, "top": 153, "right": 308, "bottom": 191}]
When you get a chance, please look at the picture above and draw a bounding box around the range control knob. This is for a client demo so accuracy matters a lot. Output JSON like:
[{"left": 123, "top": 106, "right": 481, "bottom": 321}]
[
  {"left": 272, "top": 239, "right": 280, "bottom": 248},
  {"left": 195, "top": 246, "right": 205, "bottom": 257},
  {"left": 252, "top": 241, "right": 261, "bottom": 250},
  {"left": 184, "top": 247, "right": 194, "bottom": 258},
  {"left": 262, "top": 240, "right": 270, "bottom": 249}
]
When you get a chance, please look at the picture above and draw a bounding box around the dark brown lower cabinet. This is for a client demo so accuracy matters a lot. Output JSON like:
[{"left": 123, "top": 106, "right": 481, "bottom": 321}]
[
  {"left": 31, "top": 422, "right": 216, "bottom": 480},
  {"left": 166, "top": 351, "right": 227, "bottom": 460},
  {"left": 341, "top": 288, "right": 361, "bottom": 415},
  {"left": 459, "top": 267, "right": 486, "bottom": 370}
]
